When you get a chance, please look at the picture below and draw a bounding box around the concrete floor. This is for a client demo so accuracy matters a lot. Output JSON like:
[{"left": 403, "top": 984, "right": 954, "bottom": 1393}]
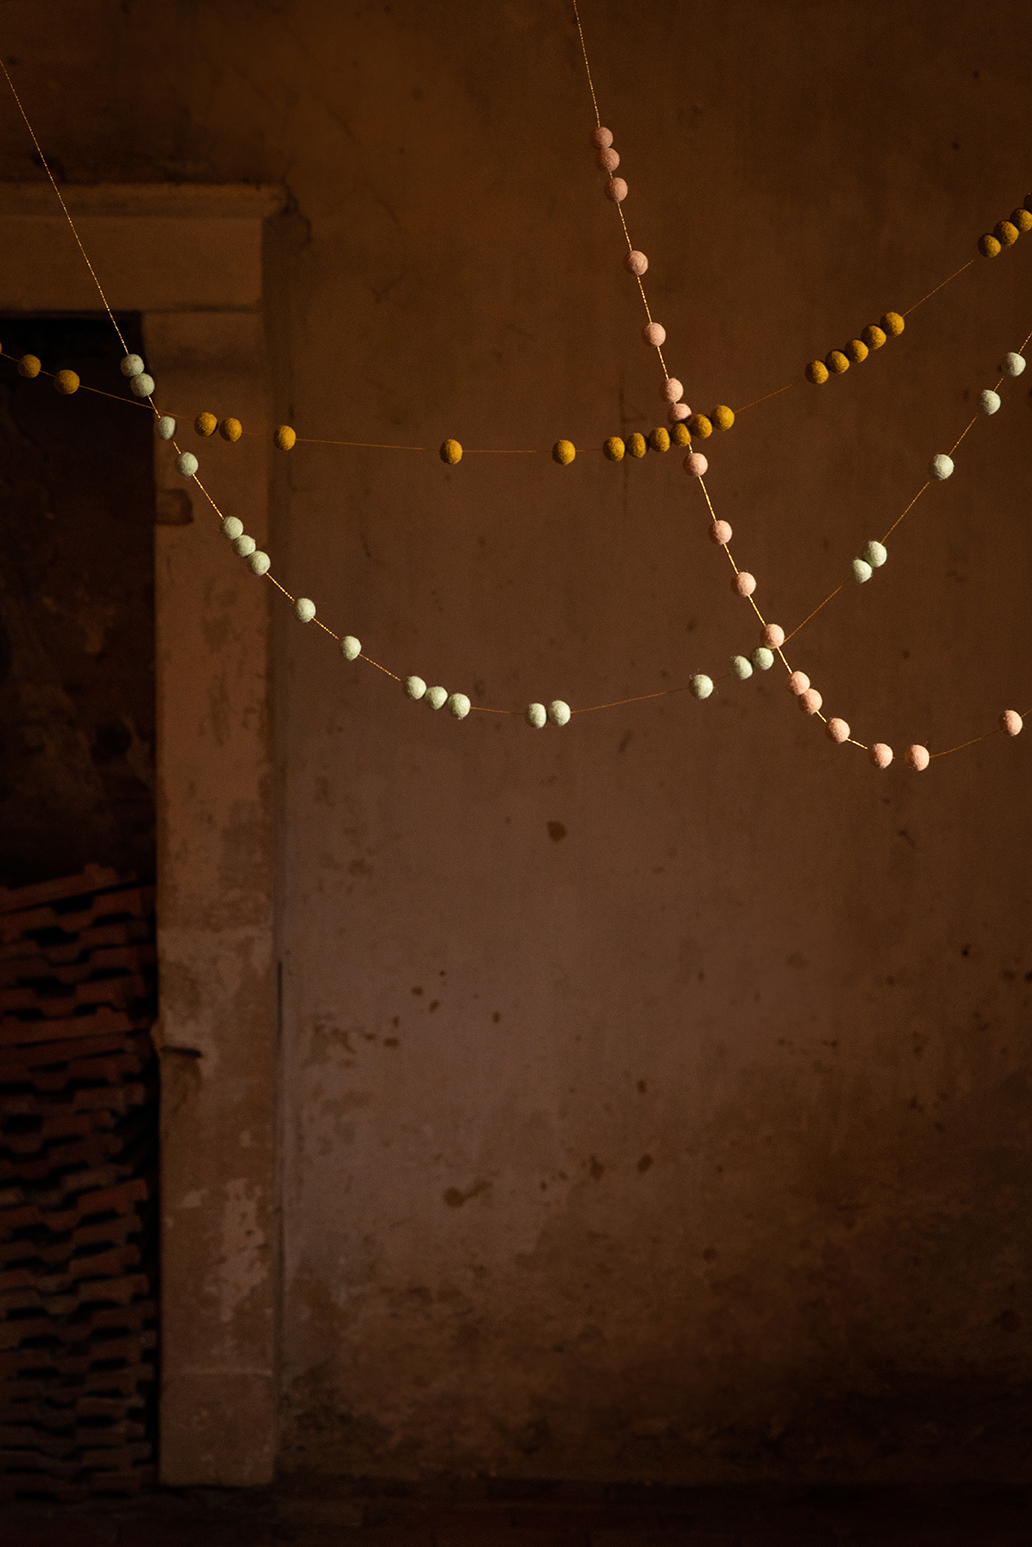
[{"left": 3, "top": 1482, "right": 1031, "bottom": 1546}]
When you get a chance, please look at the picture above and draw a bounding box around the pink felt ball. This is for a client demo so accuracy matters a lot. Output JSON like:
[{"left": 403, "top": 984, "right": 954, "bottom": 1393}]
[
  {"left": 624, "top": 250, "right": 648, "bottom": 276},
  {"left": 732, "top": 571, "right": 756, "bottom": 597},
  {"left": 605, "top": 176, "right": 628, "bottom": 202},
  {"left": 869, "top": 742, "right": 893, "bottom": 769},
  {"left": 1000, "top": 709, "right": 1023, "bottom": 736},
  {"left": 709, "top": 520, "right": 732, "bottom": 545},
  {"left": 684, "top": 452, "right": 708, "bottom": 478},
  {"left": 761, "top": 623, "right": 785, "bottom": 649},
  {"left": 596, "top": 148, "right": 620, "bottom": 173},
  {"left": 798, "top": 688, "right": 823, "bottom": 715},
  {"left": 786, "top": 670, "right": 810, "bottom": 695},
  {"left": 643, "top": 322, "right": 666, "bottom": 347},
  {"left": 905, "top": 744, "right": 931, "bottom": 770},
  {"left": 667, "top": 402, "right": 691, "bottom": 423},
  {"left": 826, "top": 718, "right": 850, "bottom": 743},
  {"left": 591, "top": 126, "right": 614, "bottom": 149},
  {"left": 662, "top": 377, "right": 684, "bottom": 403}
]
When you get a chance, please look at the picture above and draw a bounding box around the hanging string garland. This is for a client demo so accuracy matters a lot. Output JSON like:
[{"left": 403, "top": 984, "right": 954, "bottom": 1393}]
[{"left": 1, "top": 20, "right": 1029, "bottom": 772}]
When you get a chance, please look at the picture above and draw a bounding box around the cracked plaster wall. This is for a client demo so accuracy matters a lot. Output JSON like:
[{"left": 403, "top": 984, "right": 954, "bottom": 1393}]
[{"left": 3, "top": 0, "right": 1031, "bottom": 1482}]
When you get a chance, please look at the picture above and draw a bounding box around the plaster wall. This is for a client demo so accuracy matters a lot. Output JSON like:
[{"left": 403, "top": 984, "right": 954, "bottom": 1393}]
[{"left": 2, "top": 0, "right": 1030, "bottom": 1483}]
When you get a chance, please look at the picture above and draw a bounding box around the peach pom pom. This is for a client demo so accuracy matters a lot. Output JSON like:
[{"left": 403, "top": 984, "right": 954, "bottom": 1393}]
[
  {"left": 709, "top": 520, "right": 732, "bottom": 545},
  {"left": 591, "top": 126, "right": 614, "bottom": 149},
  {"left": 869, "top": 743, "right": 893, "bottom": 769},
  {"left": 596, "top": 148, "right": 620, "bottom": 172},
  {"left": 643, "top": 322, "right": 666, "bottom": 346},
  {"left": 667, "top": 402, "right": 690, "bottom": 423},
  {"left": 826, "top": 718, "right": 850, "bottom": 743},
  {"left": 624, "top": 250, "right": 648, "bottom": 275},
  {"left": 1000, "top": 709, "right": 1023, "bottom": 736},
  {"left": 662, "top": 377, "right": 684, "bottom": 403},
  {"left": 684, "top": 452, "right": 708, "bottom": 478},
  {"left": 761, "top": 623, "right": 784, "bottom": 649},
  {"left": 605, "top": 177, "right": 628, "bottom": 202},
  {"left": 798, "top": 688, "right": 823, "bottom": 715},
  {"left": 786, "top": 670, "right": 810, "bottom": 695},
  {"left": 905, "top": 744, "right": 930, "bottom": 770},
  {"left": 732, "top": 572, "right": 756, "bottom": 597}
]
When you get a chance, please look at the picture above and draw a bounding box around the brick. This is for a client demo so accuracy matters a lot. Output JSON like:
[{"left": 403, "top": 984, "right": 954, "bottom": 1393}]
[
  {"left": 0, "top": 1008, "right": 135, "bottom": 1052},
  {"left": 0, "top": 866, "right": 123, "bottom": 917}
]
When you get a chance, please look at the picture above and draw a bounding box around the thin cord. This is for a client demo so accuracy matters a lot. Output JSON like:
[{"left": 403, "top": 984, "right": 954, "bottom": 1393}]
[
  {"left": 571, "top": 0, "right": 602, "bottom": 126},
  {"left": 0, "top": 57, "right": 130, "bottom": 356},
  {"left": 903, "top": 259, "right": 976, "bottom": 317}
]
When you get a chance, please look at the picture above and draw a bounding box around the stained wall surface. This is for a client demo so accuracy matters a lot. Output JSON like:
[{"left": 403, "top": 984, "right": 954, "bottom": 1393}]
[{"left": 2, "top": 0, "right": 1030, "bottom": 1483}]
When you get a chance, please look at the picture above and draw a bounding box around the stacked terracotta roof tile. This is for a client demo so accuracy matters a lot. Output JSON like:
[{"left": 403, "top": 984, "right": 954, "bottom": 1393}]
[{"left": 0, "top": 864, "right": 157, "bottom": 1501}]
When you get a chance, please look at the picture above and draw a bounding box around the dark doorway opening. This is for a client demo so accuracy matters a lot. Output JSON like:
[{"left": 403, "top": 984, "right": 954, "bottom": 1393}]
[{"left": 0, "top": 315, "right": 159, "bottom": 1501}]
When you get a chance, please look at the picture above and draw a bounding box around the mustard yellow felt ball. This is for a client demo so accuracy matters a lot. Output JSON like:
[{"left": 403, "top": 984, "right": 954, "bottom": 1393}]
[
  {"left": 671, "top": 422, "right": 691, "bottom": 447},
  {"left": 687, "top": 413, "right": 713, "bottom": 438},
  {"left": 649, "top": 426, "right": 670, "bottom": 452},
  {"left": 219, "top": 416, "right": 243, "bottom": 442},
  {"left": 978, "top": 233, "right": 1001, "bottom": 257},
  {"left": 825, "top": 350, "right": 850, "bottom": 375},
  {"left": 275, "top": 424, "right": 297, "bottom": 451},
  {"left": 994, "top": 219, "right": 1019, "bottom": 246},
  {"left": 195, "top": 412, "right": 218, "bottom": 437},
  {"left": 54, "top": 369, "right": 79, "bottom": 395},
  {"left": 440, "top": 437, "right": 462, "bottom": 464},
  {"left": 881, "top": 312, "right": 905, "bottom": 337},
  {"left": 710, "top": 405, "right": 735, "bottom": 431},
  {"left": 603, "top": 436, "right": 625, "bottom": 461},
  {"left": 553, "top": 439, "right": 576, "bottom": 465},
  {"left": 805, "top": 359, "right": 829, "bottom": 384},
  {"left": 861, "top": 324, "right": 887, "bottom": 350},
  {"left": 843, "top": 338, "right": 869, "bottom": 365},
  {"left": 1012, "top": 208, "right": 1032, "bottom": 233},
  {"left": 627, "top": 432, "right": 647, "bottom": 458},
  {"left": 18, "top": 354, "right": 41, "bottom": 378}
]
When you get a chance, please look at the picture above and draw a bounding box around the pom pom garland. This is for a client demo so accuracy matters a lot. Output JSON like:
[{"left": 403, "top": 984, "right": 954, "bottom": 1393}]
[
  {"left": 425, "top": 686, "right": 448, "bottom": 710},
  {"left": 195, "top": 412, "right": 217, "bottom": 437},
  {"left": 54, "top": 369, "right": 79, "bottom": 394},
  {"left": 274, "top": 424, "right": 297, "bottom": 450},
  {"left": 798, "top": 688, "right": 822, "bottom": 714},
  {"left": 687, "top": 413, "right": 712, "bottom": 438},
  {"left": 548, "top": 700, "right": 572, "bottom": 726},
  {"left": 603, "top": 436, "right": 625, "bottom": 461},
  {"left": 667, "top": 402, "right": 690, "bottom": 423},
  {"left": 175, "top": 452, "right": 198, "bottom": 477},
  {"left": 624, "top": 250, "right": 648, "bottom": 275},
  {"left": 643, "top": 322, "right": 666, "bottom": 346},
  {"left": 604, "top": 176, "right": 628, "bottom": 202},
  {"left": 1001, "top": 352, "right": 1026, "bottom": 376},
  {"left": 863, "top": 541, "right": 887, "bottom": 568},
  {"left": 979, "top": 389, "right": 1001, "bottom": 415},
  {"left": 405, "top": 676, "right": 427, "bottom": 700},
  {"left": 553, "top": 439, "right": 576, "bottom": 465},
  {"left": 590, "top": 126, "right": 613, "bottom": 149},
  {"left": 1000, "top": 709, "right": 1023, "bottom": 736},
  {"left": 684, "top": 452, "right": 707, "bottom": 477},
  {"left": 689, "top": 674, "right": 713, "bottom": 700},
  {"left": 906, "top": 744, "right": 931, "bottom": 770},
  {"left": 526, "top": 702, "right": 547, "bottom": 728},
  {"left": 628, "top": 432, "right": 647, "bottom": 458},
  {"left": 596, "top": 148, "right": 620, "bottom": 172},
  {"left": 648, "top": 426, "right": 670, "bottom": 452},
  {"left": 447, "top": 693, "right": 471, "bottom": 719},
  {"left": 232, "top": 534, "right": 256, "bottom": 558},
  {"left": 869, "top": 743, "right": 893, "bottom": 769},
  {"left": 440, "top": 438, "right": 463, "bottom": 464},
  {"left": 852, "top": 558, "right": 872, "bottom": 584},
  {"left": 826, "top": 718, "right": 850, "bottom": 743},
  {"left": 709, "top": 519, "right": 732, "bottom": 545},
  {"left": 130, "top": 373, "right": 154, "bottom": 398},
  {"left": 929, "top": 453, "right": 954, "bottom": 480},
  {"left": 731, "top": 655, "right": 753, "bottom": 680},
  {"left": 662, "top": 377, "right": 684, "bottom": 403},
  {"left": 294, "top": 597, "right": 316, "bottom": 623},
  {"left": 156, "top": 415, "right": 176, "bottom": 440},
  {"left": 18, "top": 354, "right": 40, "bottom": 378},
  {"left": 732, "top": 572, "right": 756, "bottom": 597},
  {"left": 248, "top": 550, "right": 271, "bottom": 576},
  {"left": 341, "top": 636, "right": 361, "bottom": 661},
  {"left": 761, "top": 623, "right": 785, "bottom": 649},
  {"left": 221, "top": 516, "right": 244, "bottom": 541},
  {"left": 751, "top": 647, "right": 775, "bottom": 671},
  {"left": 786, "top": 671, "right": 810, "bottom": 695},
  {"left": 219, "top": 417, "right": 243, "bottom": 442},
  {"left": 119, "top": 354, "right": 144, "bottom": 377}
]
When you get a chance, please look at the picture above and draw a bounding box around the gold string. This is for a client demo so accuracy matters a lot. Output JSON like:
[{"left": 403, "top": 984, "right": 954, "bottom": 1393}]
[
  {"left": 0, "top": 57, "right": 129, "bottom": 357},
  {"left": 903, "top": 258, "right": 976, "bottom": 316},
  {"left": 737, "top": 383, "right": 794, "bottom": 413}
]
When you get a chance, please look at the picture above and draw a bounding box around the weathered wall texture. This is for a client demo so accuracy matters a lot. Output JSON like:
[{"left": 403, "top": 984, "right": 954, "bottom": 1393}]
[{"left": 3, "top": 0, "right": 1031, "bottom": 1483}]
